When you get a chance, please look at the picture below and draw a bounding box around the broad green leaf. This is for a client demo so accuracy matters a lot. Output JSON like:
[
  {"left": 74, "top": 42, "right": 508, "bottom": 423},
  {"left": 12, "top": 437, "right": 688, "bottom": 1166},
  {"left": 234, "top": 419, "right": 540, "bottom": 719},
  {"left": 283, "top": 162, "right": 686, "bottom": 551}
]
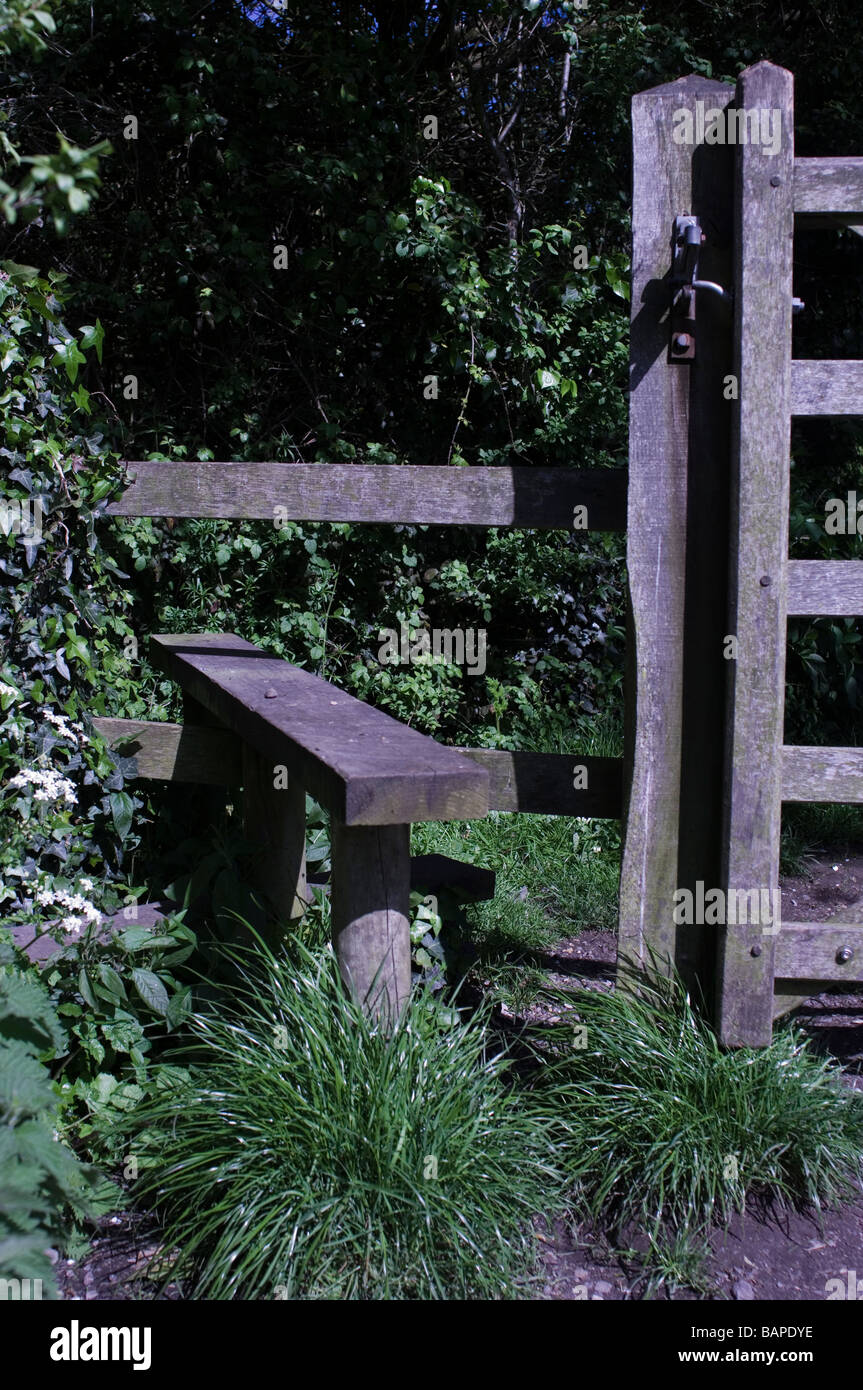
[{"left": 131, "top": 969, "right": 169, "bottom": 1016}]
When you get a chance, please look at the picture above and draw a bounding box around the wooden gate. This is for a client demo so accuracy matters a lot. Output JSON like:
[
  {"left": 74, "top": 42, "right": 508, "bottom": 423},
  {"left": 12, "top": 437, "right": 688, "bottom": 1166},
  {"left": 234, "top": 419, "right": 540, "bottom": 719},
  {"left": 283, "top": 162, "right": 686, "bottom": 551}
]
[{"left": 625, "top": 60, "right": 863, "bottom": 1045}]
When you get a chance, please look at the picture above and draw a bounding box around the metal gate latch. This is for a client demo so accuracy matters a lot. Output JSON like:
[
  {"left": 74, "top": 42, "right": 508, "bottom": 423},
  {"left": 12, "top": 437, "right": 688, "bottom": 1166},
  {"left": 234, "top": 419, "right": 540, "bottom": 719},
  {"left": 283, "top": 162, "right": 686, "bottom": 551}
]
[{"left": 669, "top": 214, "right": 733, "bottom": 363}]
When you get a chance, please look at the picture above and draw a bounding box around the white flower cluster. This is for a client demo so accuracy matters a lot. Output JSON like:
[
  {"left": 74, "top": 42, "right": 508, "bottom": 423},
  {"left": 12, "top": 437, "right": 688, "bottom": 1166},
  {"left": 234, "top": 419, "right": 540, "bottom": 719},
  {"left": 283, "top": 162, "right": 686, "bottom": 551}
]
[
  {"left": 8, "top": 767, "right": 77, "bottom": 805},
  {"left": 43, "top": 709, "right": 84, "bottom": 741},
  {"left": 35, "top": 883, "right": 101, "bottom": 936}
]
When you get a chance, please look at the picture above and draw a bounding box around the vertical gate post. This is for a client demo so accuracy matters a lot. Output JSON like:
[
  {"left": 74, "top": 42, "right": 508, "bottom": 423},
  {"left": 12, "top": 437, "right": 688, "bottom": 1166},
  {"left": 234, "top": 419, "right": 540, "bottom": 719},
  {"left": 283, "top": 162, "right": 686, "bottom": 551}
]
[
  {"left": 331, "top": 821, "right": 412, "bottom": 1028},
  {"left": 621, "top": 75, "right": 735, "bottom": 1004},
  {"left": 715, "top": 63, "right": 795, "bottom": 1046}
]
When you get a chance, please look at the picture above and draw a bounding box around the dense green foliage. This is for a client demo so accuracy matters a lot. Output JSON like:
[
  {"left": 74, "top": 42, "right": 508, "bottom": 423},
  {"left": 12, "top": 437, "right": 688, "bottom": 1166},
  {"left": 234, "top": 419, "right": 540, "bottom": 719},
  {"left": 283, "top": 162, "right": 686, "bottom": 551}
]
[{"left": 0, "top": 962, "right": 111, "bottom": 1296}]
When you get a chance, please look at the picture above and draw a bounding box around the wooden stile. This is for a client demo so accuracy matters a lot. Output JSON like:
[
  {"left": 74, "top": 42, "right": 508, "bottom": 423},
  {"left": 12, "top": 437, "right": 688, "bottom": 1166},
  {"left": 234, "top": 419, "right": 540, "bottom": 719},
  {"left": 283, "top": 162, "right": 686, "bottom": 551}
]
[
  {"left": 88, "top": 60, "right": 863, "bottom": 1044},
  {"left": 148, "top": 633, "right": 488, "bottom": 826}
]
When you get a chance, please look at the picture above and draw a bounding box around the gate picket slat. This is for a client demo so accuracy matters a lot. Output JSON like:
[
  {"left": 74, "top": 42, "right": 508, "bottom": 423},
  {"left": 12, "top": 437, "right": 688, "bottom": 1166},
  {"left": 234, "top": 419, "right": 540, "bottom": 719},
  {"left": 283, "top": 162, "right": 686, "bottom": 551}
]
[{"left": 715, "top": 63, "right": 795, "bottom": 1047}]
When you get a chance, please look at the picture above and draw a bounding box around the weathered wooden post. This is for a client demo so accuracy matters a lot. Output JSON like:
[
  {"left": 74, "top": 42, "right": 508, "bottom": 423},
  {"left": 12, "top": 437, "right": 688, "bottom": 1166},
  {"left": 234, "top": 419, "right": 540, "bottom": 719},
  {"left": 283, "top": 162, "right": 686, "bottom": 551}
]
[
  {"left": 620, "top": 74, "right": 736, "bottom": 1007},
  {"left": 715, "top": 63, "right": 795, "bottom": 1046},
  {"left": 330, "top": 821, "right": 412, "bottom": 1026}
]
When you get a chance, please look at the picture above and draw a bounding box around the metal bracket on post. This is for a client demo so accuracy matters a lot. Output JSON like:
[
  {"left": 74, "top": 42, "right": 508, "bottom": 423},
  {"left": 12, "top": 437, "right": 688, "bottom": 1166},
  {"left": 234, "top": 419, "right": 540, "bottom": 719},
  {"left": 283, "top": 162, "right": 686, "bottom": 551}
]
[
  {"left": 669, "top": 214, "right": 734, "bottom": 363},
  {"left": 669, "top": 214, "right": 701, "bottom": 361}
]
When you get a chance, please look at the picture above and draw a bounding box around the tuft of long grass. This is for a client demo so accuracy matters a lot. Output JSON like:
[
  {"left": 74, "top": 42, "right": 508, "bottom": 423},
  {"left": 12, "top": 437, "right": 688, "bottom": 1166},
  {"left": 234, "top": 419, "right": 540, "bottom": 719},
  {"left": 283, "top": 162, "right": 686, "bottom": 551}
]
[
  {"left": 125, "top": 938, "right": 565, "bottom": 1300},
  {"left": 536, "top": 962, "right": 863, "bottom": 1254}
]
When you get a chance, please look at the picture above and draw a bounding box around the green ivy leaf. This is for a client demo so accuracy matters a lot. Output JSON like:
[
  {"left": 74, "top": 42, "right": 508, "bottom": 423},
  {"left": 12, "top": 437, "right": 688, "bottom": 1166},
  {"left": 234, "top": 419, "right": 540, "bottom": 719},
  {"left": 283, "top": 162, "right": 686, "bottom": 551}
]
[
  {"left": 109, "top": 791, "right": 134, "bottom": 842},
  {"left": 79, "top": 320, "right": 104, "bottom": 363}
]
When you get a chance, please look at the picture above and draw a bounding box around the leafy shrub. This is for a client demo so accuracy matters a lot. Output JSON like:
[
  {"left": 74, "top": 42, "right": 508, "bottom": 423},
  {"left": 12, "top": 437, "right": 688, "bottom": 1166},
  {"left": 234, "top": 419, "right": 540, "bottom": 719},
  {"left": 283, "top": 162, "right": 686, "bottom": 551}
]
[
  {"left": 0, "top": 961, "right": 110, "bottom": 1295},
  {"left": 0, "top": 261, "right": 143, "bottom": 942}
]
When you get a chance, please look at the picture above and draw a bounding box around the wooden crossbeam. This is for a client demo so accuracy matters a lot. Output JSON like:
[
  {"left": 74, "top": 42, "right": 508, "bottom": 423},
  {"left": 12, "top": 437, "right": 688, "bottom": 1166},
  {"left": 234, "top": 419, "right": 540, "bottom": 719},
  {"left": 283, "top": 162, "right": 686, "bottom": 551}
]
[
  {"left": 791, "top": 360, "right": 863, "bottom": 415},
  {"left": 105, "top": 461, "right": 627, "bottom": 531},
  {"left": 464, "top": 750, "right": 622, "bottom": 818},
  {"left": 91, "top": 717, "right": 244, "bottom": 784},
  {"left": 148, "top": 634, "right": 488, "bottom": 826},
  {"left": 91, "top": 716, "right": 624, "bottom": 817},
  {"left": 782, "top": 745, "right": 863, "bottom": 802},
  {"left": 787, "top": 560, "right": 863, "bottom": 615}
]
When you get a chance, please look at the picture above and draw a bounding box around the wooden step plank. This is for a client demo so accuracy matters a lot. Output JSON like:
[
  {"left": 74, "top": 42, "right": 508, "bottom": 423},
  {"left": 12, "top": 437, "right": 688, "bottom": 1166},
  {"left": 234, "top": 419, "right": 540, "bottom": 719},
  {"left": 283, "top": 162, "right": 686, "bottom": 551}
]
[
  {"left": 106, "top": 462, "right": 627, "bottom": 531},
  {"left": 782, "top": 745, "right": 863, "bottom": 802},
  {"left": 787, "top": 560, "right": 863, "bottom": 615},
  {"left": 793, "top": 157, "right": 863, "bottom": 214},
  {"left": 715, "top": 62, "right": 795, "bottom": 1048},
  {"left": 774, "top": 924, "right": 863, "bottom": 982},
  {"left": 149, "top": 633, "right": 488, "bottom": 826},
  {"left": 92, "top": 718, "right": 625, "bottom": 817},
  {"left": 791, "top": 360, "right": 863, "bottom": 415}
]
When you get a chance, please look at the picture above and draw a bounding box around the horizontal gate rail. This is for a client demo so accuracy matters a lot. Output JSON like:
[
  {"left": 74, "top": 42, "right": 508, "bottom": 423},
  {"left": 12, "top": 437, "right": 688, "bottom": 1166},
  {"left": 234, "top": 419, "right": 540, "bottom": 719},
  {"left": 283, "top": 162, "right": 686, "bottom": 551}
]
[
  {"left": 782, "top": 745, "right": 863, "bottom": 801},
  {"left": 793, "top": 156, "right": 863, "bottom": 214},
  {"left": 790, "top": 360, "right": 863, "bottom": 415},
  {"left": 774, "top": 923, "right": 863, "bottom": 981},
  {"left": 106, "top": 461, "right": 627, "bottom": 531},
  {"left": 787, "top": 559, "right": 863, "bottom": 615}
]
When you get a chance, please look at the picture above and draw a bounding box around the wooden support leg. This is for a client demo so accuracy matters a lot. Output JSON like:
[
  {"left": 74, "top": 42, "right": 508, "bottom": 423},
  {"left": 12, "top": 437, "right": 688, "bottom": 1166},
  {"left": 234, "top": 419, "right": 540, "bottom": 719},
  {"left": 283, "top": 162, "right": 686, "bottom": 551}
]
[
  {"left": 242, "top": 746, "right": 308, "bottom": 940},
  {"left": 331, "top": 821, "right": 411, "bottom": 1028},
  {"left": 183, "top": 693, "right": 228, "bottom": 830}
]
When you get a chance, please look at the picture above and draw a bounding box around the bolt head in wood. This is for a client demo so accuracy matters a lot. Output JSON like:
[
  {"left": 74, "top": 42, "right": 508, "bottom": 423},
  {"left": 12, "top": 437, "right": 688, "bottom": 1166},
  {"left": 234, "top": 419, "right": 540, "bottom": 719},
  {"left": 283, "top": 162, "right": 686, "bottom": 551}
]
[{"left": 836, "top": 945, "right": 853, "bottom": 964}]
